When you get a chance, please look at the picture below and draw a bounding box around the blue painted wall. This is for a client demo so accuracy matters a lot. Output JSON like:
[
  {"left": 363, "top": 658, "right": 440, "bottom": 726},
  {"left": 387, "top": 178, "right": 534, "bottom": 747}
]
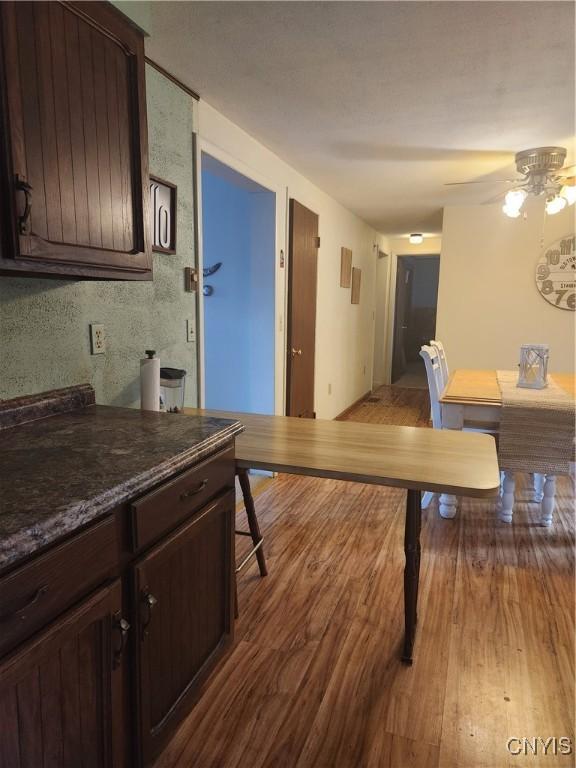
[{"left": 202, "top": 157, "right": 275, "bottom": 414}]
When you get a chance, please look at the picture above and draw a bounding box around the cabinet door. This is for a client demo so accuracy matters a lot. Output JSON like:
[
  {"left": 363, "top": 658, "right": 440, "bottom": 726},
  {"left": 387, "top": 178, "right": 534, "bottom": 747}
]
[
  {"left": 134, "top": 491, "right": 235, "bottom": 765},
  {"left": 0, "top": 1, "right": 151, "bottom": 279},
  {"left": 0, "top": 579, "right": 128, "bottom": 768}
]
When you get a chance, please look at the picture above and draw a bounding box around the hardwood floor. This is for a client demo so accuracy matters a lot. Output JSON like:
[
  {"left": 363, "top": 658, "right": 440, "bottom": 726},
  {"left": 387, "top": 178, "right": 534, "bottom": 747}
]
[{"left": 156, "top": 387, "right": 575, "bottom": 768}]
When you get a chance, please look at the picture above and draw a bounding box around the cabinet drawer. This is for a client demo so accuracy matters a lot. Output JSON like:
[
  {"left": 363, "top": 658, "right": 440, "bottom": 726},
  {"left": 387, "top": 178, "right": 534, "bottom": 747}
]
[
  {"left": 0, "top": 516, "right": 118, "bottom": 657},
  {"left": 130, "top": 444, "right": 235, "bottom": 550}
]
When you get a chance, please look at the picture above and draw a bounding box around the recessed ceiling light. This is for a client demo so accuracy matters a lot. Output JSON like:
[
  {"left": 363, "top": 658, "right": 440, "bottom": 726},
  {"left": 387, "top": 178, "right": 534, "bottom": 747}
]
[{"left": 409, "top": 233, "right": 423, "bottom": 244}]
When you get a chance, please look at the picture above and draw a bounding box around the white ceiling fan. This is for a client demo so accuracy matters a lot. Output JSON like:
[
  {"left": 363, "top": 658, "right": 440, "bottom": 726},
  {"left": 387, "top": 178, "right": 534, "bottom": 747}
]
[{"left": 445, "top": 146, "right": 576, "bottom": 217}]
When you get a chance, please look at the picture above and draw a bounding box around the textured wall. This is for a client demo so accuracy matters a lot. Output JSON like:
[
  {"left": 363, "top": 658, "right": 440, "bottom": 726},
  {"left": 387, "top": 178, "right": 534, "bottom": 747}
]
[{"left": 0, "top": 65, "right": 198, "bottom": 407}]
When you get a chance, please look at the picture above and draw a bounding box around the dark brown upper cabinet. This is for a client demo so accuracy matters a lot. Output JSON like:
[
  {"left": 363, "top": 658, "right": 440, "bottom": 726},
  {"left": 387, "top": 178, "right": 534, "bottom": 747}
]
[{"left": 0, "top": 1, "right": 152, "bottom": 280}]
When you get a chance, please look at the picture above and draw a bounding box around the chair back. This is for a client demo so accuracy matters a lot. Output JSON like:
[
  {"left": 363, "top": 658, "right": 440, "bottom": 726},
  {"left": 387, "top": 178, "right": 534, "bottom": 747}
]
[
  {"left": 420, "top": 345, "right": 444, "bottom": 429},
  {"left": 430, "top": 340, "right": 449, "bottom": 386}
]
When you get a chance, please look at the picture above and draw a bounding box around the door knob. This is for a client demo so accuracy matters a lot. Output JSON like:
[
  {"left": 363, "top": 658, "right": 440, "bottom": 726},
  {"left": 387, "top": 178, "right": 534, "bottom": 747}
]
[{"left": 291, "top": 348, "right": 302, "bottom": 357}]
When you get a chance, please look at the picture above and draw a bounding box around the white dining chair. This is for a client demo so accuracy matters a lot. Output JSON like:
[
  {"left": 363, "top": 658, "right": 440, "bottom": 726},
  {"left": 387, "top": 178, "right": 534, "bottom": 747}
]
[
  {"left": 419, "top": 345, "right": 454, "bottom": 516},
  {"left": 430, "top": 339, "right": 449, "bottom": 387},
  {"left": 420, "top": 344, "right": 502, "bottom": 518}
]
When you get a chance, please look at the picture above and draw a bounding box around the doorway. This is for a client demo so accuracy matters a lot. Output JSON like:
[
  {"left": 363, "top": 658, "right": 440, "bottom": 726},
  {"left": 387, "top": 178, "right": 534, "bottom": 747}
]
[
  {"left": 201, "top": 153, "right": 275, "bottom": 414},
  {"left": 391, "top": 255, "right": 440, "bottom": 388},
  {"left": 286, "top": 199, "right": 319, "bottom": 417}
]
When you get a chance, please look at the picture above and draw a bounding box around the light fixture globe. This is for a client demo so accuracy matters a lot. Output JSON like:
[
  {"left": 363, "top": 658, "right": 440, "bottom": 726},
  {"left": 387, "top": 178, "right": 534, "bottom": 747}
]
[
  {"left": 545, "top": 195, "right": 567, "bottom": 215},
  {"left": 504, "top": 189, "right": 527, "bottom": 209},
  {"left": 560, "top": 184, "right": 576, "bottom": 206},
  {"left": 409, "top": 233, "right": 423, "bottom": 244},
  {"left": 502, "top": 203, "right": 522, "bottom": 218}
]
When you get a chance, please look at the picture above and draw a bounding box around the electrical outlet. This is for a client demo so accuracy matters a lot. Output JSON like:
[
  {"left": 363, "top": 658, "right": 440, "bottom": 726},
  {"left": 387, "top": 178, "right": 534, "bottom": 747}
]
[
  {"left": 89, "top": 323, "right": 106, "bottom": 355},
  {"left": 186, "top": 319, "right": 195, "bottom": 343}
]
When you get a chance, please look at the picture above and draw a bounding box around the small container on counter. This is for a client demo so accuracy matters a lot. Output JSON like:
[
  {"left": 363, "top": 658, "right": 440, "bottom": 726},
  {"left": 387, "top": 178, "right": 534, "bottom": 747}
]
[{"left": 160, "top": 368, "right": 187, "bottom": 413}]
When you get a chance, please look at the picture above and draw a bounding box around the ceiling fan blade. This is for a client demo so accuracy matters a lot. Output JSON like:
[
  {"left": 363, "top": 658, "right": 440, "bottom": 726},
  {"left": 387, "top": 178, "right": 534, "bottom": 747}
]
[
  {"left": 482, "top": 191, "right": 508, "bottom": 205},
  {"left": 556, "top": 164, "right": 576, "bottom": 178},
  {"left": 444, "top": 179, "right": 517, "bottom": 186}
]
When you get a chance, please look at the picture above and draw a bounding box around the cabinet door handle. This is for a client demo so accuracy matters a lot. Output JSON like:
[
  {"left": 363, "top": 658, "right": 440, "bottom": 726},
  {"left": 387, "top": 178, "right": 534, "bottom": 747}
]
[
  {"left": 180, "top": 479, "right": 208, "bottom": 500},
  {"left": 112, "top": 612, "right": 130, "bottom": 669},
  {"left": 15, "top": 175, "right": 32, "bottom": 235},
  {"left": 140, "top": 588, "right": 157, "bottom": 638},
  {"left": 291, "top": 348, "right": 302, "bottom": 357},
  {"left": 0, "top": 584, "right": 48, "bottom": 623}
]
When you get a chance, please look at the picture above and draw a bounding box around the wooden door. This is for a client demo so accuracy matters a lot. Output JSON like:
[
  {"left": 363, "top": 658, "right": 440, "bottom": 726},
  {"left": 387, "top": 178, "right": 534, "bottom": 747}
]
[
  {"left": 0, "top": 1, "right": 151, "bottom": 279},
  {"left": 133, "top": 491, "right": 235, "bottom": 766},
  {"left": 0, "top": 580, "right": 127, "bottom": 767},
  {"left": 287, "top": 199, "right": 318, "bottom": 417},
  {"left": 392, "top": 258, "right": 413, "bottom": 383}
]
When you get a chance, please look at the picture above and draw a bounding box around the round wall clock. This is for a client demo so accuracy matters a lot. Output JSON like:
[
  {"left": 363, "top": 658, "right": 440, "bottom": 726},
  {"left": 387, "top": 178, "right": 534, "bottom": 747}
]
[{"left": 535, "top": 233, "right": 576, "bottom": 310}]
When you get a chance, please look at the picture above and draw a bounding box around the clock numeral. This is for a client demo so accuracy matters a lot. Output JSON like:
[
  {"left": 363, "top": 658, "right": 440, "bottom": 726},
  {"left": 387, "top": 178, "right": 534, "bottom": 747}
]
[
  {"left": 553, "top": 289, "right": 568, "bottom": 306},
  {"left": 567, "top": 293, "right": 576, "bottom": 310},
  {"left": 540, "top": 279, "right": 554, "bottom": 295},
  {"left": 546, "top": 248, "right": 560, "bottom": 266},
  {"left": 536, "top": 264, "right": 550, "bottom": 280}
]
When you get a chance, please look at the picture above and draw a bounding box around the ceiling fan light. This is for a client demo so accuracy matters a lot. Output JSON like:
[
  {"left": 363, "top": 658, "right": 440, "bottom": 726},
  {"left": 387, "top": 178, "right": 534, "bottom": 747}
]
[
  {"left": 409, "top": 233, "right": 423, "bottom": 244},
  {"left": 545, "top": 195, "right": 567, "bottom": 215},
  {"left": 504, "top": 189, "right": 527, "bottom": 209},
  {"left": 560, "top": 184, "right": 576, "bottom": 206},
  {"left": 502, "top": 203, "right": 521, "bottom": 218}
]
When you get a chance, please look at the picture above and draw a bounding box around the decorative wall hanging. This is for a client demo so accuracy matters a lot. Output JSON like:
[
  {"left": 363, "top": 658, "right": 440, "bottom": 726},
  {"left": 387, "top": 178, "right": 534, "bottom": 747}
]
[
  {"left": 535, "top": 233, "right": 575, "bottom": 310},
  {"left": 150, "top": 176, "right": 177, "bottom": 253},
  {"left": 340, "top": 247, "right": 352, "bottom": 287},
  {"left": 351, "top": 267, "right": 361, "bottom": 304},
  {"left": 203, "top": 262, "right": 222, "bottom": 277},
  {"left": 202, "top": 261, "right": 221, "bottom": 297}
]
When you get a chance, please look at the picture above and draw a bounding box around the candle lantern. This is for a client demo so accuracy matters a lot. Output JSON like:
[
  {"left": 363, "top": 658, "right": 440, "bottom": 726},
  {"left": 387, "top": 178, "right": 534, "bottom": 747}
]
[{"left": 517, "top": 344, "right": 549, "bottom": 389}]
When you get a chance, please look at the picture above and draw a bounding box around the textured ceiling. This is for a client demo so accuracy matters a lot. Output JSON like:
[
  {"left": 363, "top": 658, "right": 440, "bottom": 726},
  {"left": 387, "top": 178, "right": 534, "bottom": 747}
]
[{"left": 145, "top": 1, "right": 575, "bottom": 235}]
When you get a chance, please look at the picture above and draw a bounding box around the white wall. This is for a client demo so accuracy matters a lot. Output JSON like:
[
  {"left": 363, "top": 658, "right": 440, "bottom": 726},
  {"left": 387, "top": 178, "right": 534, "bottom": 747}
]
[
  {"left": 436, "top": 199, "right": 575, "bottom": 373},
  {"left": 198, "top": 101, "right": 388, "bottom": 419}
]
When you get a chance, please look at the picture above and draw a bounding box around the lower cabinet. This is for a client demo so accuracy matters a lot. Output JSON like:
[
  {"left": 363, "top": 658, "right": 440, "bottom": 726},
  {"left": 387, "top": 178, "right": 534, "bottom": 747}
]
[
  {"left": 133, "top": 490, "right": 235, "bottom": 766},
  {"left": 0, "top": 446, "right": 237, "bottom": 767},
  {"left": 0, "top": 579, "right": 127, "bottom": 767}
]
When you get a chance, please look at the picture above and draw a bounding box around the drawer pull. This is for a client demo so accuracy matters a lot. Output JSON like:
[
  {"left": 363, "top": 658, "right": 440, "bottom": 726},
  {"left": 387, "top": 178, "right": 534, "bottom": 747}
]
[
  {"left": 0, "top": 584, "right": 48, "bottom": 623},
  {"left": 140, "top": 588, "right": 157, "bottom": 638},
  {"left": 180, "top": 479, "right": 208, "bottom": 500},
  {"left": 15, "top": 175, "right": 33, "bottom": 235},
  {"left": 112, "top": 612, "right": 130, "bottom": 669}
]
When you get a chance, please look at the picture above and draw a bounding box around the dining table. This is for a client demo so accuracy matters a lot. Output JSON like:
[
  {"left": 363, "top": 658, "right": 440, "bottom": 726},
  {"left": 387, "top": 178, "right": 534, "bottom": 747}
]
[{"left": 439, "top": 369, "right": 575, "bottom": 522}]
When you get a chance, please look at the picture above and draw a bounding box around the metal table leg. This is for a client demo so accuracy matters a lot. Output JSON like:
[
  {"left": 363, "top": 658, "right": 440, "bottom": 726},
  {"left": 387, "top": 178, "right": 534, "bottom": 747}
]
[{"left": 237, "top": 467, "right": 268, "bottom": 577}]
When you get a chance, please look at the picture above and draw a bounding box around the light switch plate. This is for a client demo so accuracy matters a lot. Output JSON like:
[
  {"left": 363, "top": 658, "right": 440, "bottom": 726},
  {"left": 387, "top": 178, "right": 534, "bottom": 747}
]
[
  {"left": 186, "top": 319, "right": 195, "bottom": 343},
  {"left": 90, "top": 323, "right": 106, "bottom": 354}
]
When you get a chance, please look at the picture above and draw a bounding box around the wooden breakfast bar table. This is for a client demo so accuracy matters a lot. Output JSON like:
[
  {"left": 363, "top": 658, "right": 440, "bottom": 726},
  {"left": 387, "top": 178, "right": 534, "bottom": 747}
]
[{"left": 185, "top": 409, "right": 500, "bottom": 664}]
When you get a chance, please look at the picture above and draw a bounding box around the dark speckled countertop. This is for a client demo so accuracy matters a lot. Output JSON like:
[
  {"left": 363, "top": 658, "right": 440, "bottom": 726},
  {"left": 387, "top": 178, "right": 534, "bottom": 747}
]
[{"left": 0, "top": 387, "right": 243, "bottom": 572}]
